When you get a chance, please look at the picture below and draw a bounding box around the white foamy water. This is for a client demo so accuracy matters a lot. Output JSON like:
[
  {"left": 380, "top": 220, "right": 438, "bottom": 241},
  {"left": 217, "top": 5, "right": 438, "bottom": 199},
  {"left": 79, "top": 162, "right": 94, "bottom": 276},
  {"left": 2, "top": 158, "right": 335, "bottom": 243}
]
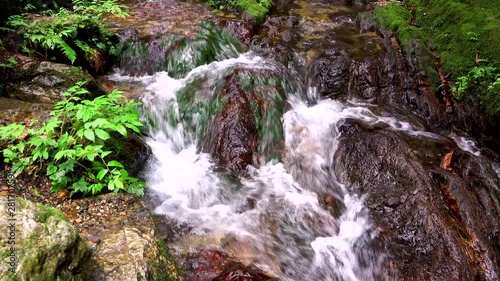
[
  {"left": 449, "top": 133, "right": 482, "bottom": 156},
  {"left": 109, "top": 53, "right": 454, "bottom": 280}
]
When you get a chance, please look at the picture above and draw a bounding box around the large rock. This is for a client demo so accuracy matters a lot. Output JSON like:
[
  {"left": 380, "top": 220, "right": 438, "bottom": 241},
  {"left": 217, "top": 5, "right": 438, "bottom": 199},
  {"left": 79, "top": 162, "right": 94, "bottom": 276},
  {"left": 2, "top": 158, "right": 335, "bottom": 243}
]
[
  {"left": 2, "top": 56, "right": 104, "bottom": 103},
  {"left": 182, "top": 249, "right": 277, "bottom": 281},
  {"left": 203, "top": 73, "right": 260, "bottom": 173},
  {"left": 213, "top": 18, "right": 257, "bottom": 45},
  {"left": 333, "top": 121, "right": 500, "bottom": 280},
  {"left": 71, "top": 193, "right": 183, "bottom": 281},
  {"left": 201, "top": 69, "right": 286, "bottom": 173},
  {"left": 0, "top": 197, "right": 90, "bottom": 280}
]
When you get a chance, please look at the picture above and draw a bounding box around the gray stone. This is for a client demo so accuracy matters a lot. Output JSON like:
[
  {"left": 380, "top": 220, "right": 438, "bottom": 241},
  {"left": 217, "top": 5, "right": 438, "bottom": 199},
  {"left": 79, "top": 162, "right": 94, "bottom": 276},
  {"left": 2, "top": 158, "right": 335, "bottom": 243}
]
[
  {"left": 4, "top": 56, "right": 104, "bottom": 103},
  {"left": 0, "top": 197, "right": 90, "bottom": 281}
]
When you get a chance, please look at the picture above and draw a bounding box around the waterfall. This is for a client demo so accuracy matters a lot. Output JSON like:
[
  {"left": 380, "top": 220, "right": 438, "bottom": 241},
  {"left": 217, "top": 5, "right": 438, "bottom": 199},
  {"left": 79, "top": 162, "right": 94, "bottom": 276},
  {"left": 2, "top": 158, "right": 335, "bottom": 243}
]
[{"left": 109, "top": 51, "right": 406, "bottom": 280}]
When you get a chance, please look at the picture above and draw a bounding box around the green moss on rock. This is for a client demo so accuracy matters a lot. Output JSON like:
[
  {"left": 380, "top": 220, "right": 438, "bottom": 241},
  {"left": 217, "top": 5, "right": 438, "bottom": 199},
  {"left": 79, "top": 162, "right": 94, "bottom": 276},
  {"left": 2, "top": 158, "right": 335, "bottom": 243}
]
[
  {"left": 146, "top": 238, "right": 184, "bottom": 281},
  {"left": 207, "top": 0, "right": 273, "bottom": 21},
  {"left": 375, "top": 0, "right": 499, "bottom": 77},
  {"left": 0, "top": 197, "right": 90, "bottom": 281}
]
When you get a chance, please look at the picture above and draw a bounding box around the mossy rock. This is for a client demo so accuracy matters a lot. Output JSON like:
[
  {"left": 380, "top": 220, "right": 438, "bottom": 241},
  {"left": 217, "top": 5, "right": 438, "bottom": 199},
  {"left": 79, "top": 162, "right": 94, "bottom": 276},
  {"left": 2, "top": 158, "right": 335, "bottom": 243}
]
[
  {"left": 0, "top": 196, "right": 90, "bottom": 281},
  {"left": 374, "top": 0, "right": 499, "bottom": 77},
  {"left": 78, "top": 193, "right": 185, "bottom": 281}
]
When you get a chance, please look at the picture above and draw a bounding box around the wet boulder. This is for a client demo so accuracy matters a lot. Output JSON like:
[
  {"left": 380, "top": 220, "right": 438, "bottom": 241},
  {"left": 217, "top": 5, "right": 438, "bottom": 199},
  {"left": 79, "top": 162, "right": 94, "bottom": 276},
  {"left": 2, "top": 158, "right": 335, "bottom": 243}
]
[
  {"left": 203, "top": 73, "right": 260, "bottom": 173},
  {"left": 0, "top": 197, "right": 90, "bottom": 280},
  {"left": 200, "top": 69, "right": 286, "bottom": 173},
  {"left": 432, "top": 150, "right": 500, "bottom": 280},
  {"left": 333, "top": 121, "right": 500, "bottom": 280},
  {"left": 213, "top": 18, "right": 257, "bottom": 45},
  {"left": 182, "top": 249, "right": 277, "bottom": 281},
  {"left": 310, "top": 54, "right": 352, "bottom": 98}
]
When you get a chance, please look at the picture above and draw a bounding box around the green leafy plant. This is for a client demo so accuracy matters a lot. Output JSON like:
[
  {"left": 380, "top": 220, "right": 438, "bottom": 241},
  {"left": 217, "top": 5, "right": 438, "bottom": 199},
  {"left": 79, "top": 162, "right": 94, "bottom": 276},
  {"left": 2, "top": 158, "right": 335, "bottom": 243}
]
[
  {"left": 206, "top": 0, "right": 272, "bottom": 21},
  {"left": 0, "top": 57, "right": 18, "bottom": 69},
  {"left": 0, "top": 81, "right": 146, "bottom": 196},
  {"left": 453, "top": 64, "right": 500, "bottom": 114},
  {"left": 6, "top": 0, "right": 128, "bottom": 70}
]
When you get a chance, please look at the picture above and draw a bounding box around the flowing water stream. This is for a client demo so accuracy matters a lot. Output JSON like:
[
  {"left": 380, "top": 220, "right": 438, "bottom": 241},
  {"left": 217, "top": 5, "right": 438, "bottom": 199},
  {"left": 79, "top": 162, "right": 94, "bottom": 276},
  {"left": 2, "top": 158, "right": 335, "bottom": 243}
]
[
  {"left": 113, "top": 52, "right": 390, "bottom": 280},
  {"left": 106, "top": 1, "right": 500, "bottom": 280}
]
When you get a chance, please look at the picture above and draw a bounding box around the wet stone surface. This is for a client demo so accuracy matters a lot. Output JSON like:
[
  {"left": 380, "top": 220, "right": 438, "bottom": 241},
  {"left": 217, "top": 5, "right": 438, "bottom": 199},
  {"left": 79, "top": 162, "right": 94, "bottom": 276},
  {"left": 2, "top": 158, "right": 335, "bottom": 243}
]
[{"left": 334, "top": 121, "right": 500, "bottom": 280}]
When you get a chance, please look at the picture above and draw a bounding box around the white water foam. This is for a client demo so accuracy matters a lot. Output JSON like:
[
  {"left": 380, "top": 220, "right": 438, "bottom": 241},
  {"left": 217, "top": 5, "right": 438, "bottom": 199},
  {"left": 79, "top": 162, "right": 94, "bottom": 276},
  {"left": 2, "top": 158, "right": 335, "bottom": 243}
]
[
  {"left": 449, "top": 133, "right": 482, "bottom": 156},
  {"left": 117, "top": 53, "right": 430, "bottom": 280}
]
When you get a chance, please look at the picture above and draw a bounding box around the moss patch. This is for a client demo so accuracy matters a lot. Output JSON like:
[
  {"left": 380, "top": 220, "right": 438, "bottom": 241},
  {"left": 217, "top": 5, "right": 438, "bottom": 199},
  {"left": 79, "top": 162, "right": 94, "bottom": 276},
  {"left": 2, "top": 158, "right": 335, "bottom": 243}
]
[
  {"left": 375, "top": 0, "right": 499, "bottom": 77},
  {"left": 373, "top": 0, "right": 499, "bottom": 113},
  {"left": 145, "top": 238, "right": 184, "bottom": 281},
  {"left": 207, "top": 0, "right": 273, "bottom": 21},
  {"left": 34, "top": 203, "right": 68, "bottom": 223}
]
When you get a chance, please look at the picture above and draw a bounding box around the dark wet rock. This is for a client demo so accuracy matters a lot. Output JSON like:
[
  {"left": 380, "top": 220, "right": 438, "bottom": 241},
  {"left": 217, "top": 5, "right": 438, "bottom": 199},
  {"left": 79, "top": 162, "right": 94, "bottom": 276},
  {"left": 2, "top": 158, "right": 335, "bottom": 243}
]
[
  {"left": 182, "top": 249, "right": 277, "bottom": 281},
  {"left": 310, "top": 54, "right": 351, "bottom": 98},
  {"left": 203, "top": 73, "right": 259, "bottom": 173},
  {"left": 213, "top": 18, "right": 257, "bottom": 45},
  {"left": 333, "top": 121, "right": 500, "bottom": 280},
  {"left": 357, "top": 10, "right": 500, "bottom": 153},
  {"left": 117, "top": 33, "right": 187, "bottom": 76},
  {"left": 450, "top": 100, "right": 500, "bottom": 154},
  {"left": 2, "top": 56, "right": 104, "bottom": 103},
  {"left": 0, "top": 197, "right": 90, "bottom": 280},
  {"left": 308, "top": 22, "right": 446, "bottom": 129},
  {"left": 75, "top": 193, "right": 183, "bottom": 281},
  {"left": 112, "top": 131, "right": 152, "bottom": 177},
  {"left": 200, "top": 68, "right": 286, "bottom": 173},
  {"left": 431, "top": 150, "right": 500, "bottom": 281}
]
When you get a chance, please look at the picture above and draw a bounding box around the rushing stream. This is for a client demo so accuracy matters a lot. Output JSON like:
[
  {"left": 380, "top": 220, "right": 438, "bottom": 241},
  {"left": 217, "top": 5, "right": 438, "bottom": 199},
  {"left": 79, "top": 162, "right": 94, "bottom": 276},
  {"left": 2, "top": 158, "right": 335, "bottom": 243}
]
[
  {"left": 106, "top": 1, "right": 500, "bottom": 280},
  {"left": 115, "top": 52, "right": 388, "bottom": 280}
]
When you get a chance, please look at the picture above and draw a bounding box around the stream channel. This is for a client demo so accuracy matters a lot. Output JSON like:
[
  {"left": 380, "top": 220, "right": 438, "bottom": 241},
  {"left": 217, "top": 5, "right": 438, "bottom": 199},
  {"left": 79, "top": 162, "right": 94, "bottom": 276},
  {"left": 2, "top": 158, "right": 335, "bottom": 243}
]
[{"left": 104, "top": 0, "right": 500, "bottom": 280}]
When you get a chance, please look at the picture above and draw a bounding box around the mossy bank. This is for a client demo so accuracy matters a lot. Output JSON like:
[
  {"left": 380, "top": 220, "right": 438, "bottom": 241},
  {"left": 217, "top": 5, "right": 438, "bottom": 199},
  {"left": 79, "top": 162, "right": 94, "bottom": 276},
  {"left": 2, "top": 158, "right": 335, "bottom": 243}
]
[{"left": 373, "top": 0, "right": 499, "bottom": 114}]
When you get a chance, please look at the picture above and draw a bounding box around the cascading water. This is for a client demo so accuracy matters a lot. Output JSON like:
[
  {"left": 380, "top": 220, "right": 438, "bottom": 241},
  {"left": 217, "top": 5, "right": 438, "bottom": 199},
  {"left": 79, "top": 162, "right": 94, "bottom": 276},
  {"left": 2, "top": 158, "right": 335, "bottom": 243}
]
[
  {"left": 109, "top": 46, "right": 466, "bottom": 279},
  {"left": 109, "top": 35, "right": 500, "bottom": 281}
]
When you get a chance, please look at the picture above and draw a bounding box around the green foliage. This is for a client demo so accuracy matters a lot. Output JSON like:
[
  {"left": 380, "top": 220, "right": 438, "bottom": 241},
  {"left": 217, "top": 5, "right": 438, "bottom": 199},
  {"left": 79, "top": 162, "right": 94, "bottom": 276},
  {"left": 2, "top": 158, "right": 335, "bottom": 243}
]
[
  {"left": 5, "top": 0, "right": 128, "bottom": 69},
  {"left": 0, "top": 57, "right": 18, "bottom": 69},
  {"left": 206, "top": 0, "right": 272, "bottom": 21},
  {"left": 453, "top": 64, "right": 500, "bottom": 114},
  {"left": 389, "top": 0, "right": 499, "bottom": 76},
  {"left": 374, "top": 0, "right": 500, "bottom": 114},
  {"left": 0, "top": 81, "right": 146, "bottom": 196},
  {"left": 166, "top": 22, "right": 244, "bottom": 78},
  {"left": 373, "top": 3, "right": 424, "bottom": 49}
]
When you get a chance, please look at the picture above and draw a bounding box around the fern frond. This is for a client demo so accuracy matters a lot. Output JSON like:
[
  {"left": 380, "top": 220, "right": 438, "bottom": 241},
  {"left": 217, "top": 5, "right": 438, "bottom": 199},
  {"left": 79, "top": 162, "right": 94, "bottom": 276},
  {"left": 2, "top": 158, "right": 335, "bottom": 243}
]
[{"left": 56, "top": 39, "right": 77, "bottom": 64}]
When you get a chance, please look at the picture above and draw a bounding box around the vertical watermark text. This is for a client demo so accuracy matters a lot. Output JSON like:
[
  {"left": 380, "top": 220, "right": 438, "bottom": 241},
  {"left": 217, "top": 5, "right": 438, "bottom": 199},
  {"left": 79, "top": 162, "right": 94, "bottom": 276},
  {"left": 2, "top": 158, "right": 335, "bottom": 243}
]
[{"left": 4, "top": 175, "right": 17, "bottom": 274}]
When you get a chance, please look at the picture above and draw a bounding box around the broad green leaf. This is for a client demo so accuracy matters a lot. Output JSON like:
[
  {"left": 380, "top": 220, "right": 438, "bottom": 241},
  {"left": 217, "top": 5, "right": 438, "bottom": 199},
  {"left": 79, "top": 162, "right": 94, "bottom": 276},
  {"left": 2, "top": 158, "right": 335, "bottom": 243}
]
[
  {"left": 46, "top": 164, "right": 57, "bottom": 176},
  {"left": 114, "top": 124, "right": 127, "bottom": 137},
  {"left": 113, "top": 178, "right": 124, "bottom": 192},
  {"left": 100, "top": 151, "right": 112, "bottom": 158},
  {"left": 84, "top": 129, "right": 95, "bottom": 142},
  {"left": 96, "top": 169, "right": 109, "bottom": 180},
  {"left": 124, "top": 123, "right": 141, "bottom": 134},
  {"left": 107, "top": 160, "right": 124, "bottom": 168},
  {"left": 95, "top": 128, "right": 110, "bottom": 140}
]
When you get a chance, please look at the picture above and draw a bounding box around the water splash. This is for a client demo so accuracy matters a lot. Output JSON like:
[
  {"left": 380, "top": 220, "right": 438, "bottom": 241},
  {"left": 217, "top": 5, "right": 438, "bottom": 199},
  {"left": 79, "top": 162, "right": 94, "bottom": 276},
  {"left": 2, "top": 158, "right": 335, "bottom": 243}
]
[
  {"left": 112, "top": 52, "right": 455, "bottom": 280},
  {"left": 449, "top": 133, "right": 482, "bottom": 156}
]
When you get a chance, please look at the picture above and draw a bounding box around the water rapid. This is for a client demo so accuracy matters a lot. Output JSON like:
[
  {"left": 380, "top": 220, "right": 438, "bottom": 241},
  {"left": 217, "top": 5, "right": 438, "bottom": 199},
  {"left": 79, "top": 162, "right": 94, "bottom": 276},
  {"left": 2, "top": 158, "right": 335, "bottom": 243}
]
[
  {"left": 108, "top": 50, "right": 448, "bottom": 280},
  {"left": 102, "top": 0, "right": 500, "bottom": 279}
]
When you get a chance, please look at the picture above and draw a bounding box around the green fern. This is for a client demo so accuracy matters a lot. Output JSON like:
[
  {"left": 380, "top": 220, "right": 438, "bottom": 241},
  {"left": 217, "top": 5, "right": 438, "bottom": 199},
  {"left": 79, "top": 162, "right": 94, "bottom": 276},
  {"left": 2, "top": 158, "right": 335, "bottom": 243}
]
[
  {"left": 6, "top": 0, "right": 128, "bottom": 67},
  {"left": 57, "top": 39, "right": 77, "bottom": 64}
]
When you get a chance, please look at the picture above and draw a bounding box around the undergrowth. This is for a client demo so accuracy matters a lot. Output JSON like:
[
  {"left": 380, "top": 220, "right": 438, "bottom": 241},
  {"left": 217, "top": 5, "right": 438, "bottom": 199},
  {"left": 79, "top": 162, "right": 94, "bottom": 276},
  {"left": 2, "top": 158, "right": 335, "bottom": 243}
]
[
  {"left": 206, "top": 0, "right": 272, "bottom": 21},
  {"left": 3, "top": 0, "right": 128, "bottom": 72},
  {"left": 374, "top": 0, "right": 500, "bottom": 114},
  {"left": 0, "top": 81, "right": 146, "bottom": 196}
]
